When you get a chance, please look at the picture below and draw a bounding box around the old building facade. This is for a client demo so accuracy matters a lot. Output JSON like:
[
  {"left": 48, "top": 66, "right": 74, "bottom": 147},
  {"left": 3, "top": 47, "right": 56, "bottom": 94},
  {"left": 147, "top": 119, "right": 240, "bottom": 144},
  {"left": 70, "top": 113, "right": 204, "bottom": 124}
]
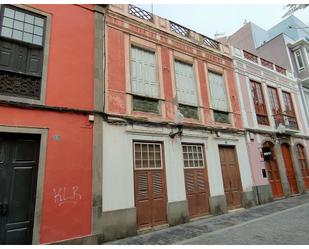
[
  {"left": 232, "top": 47, "right": 309, "bottom": 203},
  {"left": 98, "top": 4, "right": 256, "bottom": 242}
]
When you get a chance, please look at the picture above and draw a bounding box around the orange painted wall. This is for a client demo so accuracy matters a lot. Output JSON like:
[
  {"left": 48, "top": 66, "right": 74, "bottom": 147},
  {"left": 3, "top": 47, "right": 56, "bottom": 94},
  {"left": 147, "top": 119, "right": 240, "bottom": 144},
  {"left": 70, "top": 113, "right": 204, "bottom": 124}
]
[
  {"left": 0, "top": 4, "right": 95, "bottom": 243},
  {"left": 29, "top": 4, "right": 95, "bottom": 111},
  {"left": 0, "top": 106, "right": 93, "bottom": 244}
]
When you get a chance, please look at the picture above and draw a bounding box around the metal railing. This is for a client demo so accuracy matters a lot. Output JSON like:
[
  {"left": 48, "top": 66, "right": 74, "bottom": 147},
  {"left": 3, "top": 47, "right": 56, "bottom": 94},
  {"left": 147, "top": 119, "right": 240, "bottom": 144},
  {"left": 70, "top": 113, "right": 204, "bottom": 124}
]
[
  {"left": 243, "top": 50, "right": 258, "bottom": 63},
  {"left": 170, "top": 21, "right": 190, "bottom": 37},
  {"left": 128, "top": 4, "right": 153, "bottom": 22},
  {"left": 273, "top": 112, "right": 298, "bottom": 130}
]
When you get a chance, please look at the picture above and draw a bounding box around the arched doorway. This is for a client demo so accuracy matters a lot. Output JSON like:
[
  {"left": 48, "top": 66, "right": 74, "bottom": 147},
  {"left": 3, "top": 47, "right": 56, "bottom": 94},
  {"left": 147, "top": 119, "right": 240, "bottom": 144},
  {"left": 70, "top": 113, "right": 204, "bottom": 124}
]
[
  {"left": 263, "top": 141, "right": 284, "bottom": 198},
  {"left": 281, "top": 143, "right": 299, "bottom": 194},
  {"left": 296, "top": 144, "right": 309, "bottom": 190}
]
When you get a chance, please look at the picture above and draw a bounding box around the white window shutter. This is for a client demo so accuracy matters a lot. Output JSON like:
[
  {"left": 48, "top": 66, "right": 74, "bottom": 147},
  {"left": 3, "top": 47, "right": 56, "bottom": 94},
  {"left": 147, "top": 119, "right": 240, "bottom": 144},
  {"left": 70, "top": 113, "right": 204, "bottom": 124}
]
[
  {"left": 175, "top": 61, "right": 198, "bottom": 106},
  {"left": 131, "top": 47, "right": 158, "bottom": 98},
  {"left": 208, "top": 72, "right": 229, "bottom": 111}
]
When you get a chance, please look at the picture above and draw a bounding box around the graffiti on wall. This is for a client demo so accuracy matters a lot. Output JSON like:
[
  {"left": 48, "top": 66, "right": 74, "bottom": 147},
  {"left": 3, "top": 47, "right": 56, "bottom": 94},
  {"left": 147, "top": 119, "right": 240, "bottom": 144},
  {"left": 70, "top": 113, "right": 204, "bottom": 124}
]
[{"left": 53, "top": 185, "right": 82, "bottom": 207}]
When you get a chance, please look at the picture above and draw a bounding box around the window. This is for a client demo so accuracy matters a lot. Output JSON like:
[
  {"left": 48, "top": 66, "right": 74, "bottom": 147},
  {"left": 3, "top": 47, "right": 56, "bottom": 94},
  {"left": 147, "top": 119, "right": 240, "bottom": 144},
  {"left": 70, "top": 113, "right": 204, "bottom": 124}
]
[
  {"left": 182, "top": 144, "right": 204, "bottom": 168},
  {"left": 294, "top": 49, "right": 305, "bottom": 71},
  {"left": 268, "top": 87, "right": 282, "bottom": 127},
  {"left": 250, "top": 80, "right": 269, "bottom": 125},
  {"left": 304, "top": 88, "right": 309, "bottom": 115},
  {"left": 175, "top": 60, "right": 199, "bottom": 119},
  {"left": 0, "top": 5, "right": 45, "bottom": 99},
  {"left": 282, "top": 91, "right": 298, "bottom": 129},
  {"left": 208, "top": 71, "right": 230, "bottom": 123},
  {"left": 133, "top": 142, "right": 162, "bottom": 169},
  {"left": 131, "top": 46, "right": 159, "bottom": 113}
]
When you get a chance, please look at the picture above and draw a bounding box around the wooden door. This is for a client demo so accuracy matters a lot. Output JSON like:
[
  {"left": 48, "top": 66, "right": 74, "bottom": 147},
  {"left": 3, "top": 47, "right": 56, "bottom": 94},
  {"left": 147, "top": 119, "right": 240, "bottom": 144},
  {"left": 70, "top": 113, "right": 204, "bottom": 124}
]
[
  {"left": 263, "top": 142, "right": 284, "bottom": 198},
  {"left": 0, "top": 133, "right": 40, "bottom": 245},
  {"left": 296, "top": 144, "right": 309, "bottom": 190},
  {"left": 182, "top": 144, "right": 210, "bottom": 218},
  {"left": 218, "top": 146, "right": 243, "bottom": 209},
  {"left": 133, "top": 142, "right": 167, "bottom": 229},
  {"left": 281, "top": 143, "right": 299, "bottom": 194}
]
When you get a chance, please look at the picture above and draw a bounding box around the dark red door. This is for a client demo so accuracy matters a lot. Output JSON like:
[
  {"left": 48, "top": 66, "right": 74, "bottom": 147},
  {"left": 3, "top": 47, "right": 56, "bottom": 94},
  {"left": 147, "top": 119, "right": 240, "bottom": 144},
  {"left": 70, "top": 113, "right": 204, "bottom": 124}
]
[
  {"left": 182, "top": 144, "right": 210, "bottom": 218},
  {"left": 0, "top": 133, "right": 40, "bottom": 245},
  {"left": 219, "top": 146, "right": 243, "bottom": 209},
  {"left": 263, "top": 142, "right": 284, "bottom": 198},
  {"left": 281, "top": 143, "right": 299, "bottom": 195},
  {"left": 133, "top": 142, "right": 167, "bottom": 229},
  {"left": 296, "top": 144, "right": 309, "bottom": 190}
]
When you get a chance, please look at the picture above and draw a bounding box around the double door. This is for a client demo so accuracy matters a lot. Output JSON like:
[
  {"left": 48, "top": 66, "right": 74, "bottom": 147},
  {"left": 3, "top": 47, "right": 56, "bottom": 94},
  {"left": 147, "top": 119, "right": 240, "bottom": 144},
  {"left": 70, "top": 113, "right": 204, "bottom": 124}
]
[{"left": 0, "top": 133, "right": 40, "bottom": 244}]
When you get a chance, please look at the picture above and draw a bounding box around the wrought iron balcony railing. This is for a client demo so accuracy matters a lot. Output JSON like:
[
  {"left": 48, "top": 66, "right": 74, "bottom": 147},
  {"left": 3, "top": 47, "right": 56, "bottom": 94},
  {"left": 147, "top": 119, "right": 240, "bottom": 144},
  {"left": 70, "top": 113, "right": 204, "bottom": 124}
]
[
  {"left": 128, "top": 4, "right": 153, "bottom": 22},
  {"left": 273, "top": 112, "right": 298, "bottom": 130}
]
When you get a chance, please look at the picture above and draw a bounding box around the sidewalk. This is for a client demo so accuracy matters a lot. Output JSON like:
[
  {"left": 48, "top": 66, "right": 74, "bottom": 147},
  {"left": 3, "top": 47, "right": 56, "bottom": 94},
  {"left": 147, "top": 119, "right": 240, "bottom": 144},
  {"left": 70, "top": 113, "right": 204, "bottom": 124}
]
[{"left": 108, "top": 193, "right": 309, "bottom": 245}]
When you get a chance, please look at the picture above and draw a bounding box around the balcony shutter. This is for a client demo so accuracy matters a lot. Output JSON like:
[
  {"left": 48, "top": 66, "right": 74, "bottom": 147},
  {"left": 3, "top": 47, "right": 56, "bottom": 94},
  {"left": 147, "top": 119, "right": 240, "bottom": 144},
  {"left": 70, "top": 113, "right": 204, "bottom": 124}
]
[
  {"left": 175, "top": 61, "right": 197, "bottom": 106},
  {"left": 131, "top": 46, "right": 158, "bottom": 98},
  {"left": 26, "top": 48, "right": 43, "bottom": 77},
  {"left": 0, "top": 40, "right": 14, "bottom": 71},
  {"left": 208, "top": 71, "right": 228, "bottom": 111}
]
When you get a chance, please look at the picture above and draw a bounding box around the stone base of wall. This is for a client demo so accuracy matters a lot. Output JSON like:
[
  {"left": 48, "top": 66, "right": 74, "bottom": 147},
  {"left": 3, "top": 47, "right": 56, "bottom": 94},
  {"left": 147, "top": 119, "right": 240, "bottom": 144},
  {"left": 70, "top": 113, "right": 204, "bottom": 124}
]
[
  {"left": 167, "top": 200, "right": 189, "bottom": 226},
  {"left": 209, "top": 195, "right": 228, "bottom": 215},
  {"left": 242, "top": 191, "right": 257, "bottom": 208},
  {"left": 253, "top": 184, "right": 273, "bottom": 204}
]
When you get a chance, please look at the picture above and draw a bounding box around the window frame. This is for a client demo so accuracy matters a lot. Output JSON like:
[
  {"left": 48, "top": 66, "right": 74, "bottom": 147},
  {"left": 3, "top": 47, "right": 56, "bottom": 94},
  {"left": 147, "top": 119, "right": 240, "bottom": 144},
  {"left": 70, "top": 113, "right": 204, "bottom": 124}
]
[
  {"left": 0, "top": 4, "right": 50, "bottom": 105},
  {"left": 133, "top": 141, "right": 164, "bottom": 170},
  {"left": 130, "top": 44, "right": 161, "bottom": 115},
  {"left": 182, "top": 143, "right": 206, "bottom": 169},
  {"left": 294, "top": 49, "right": 305, "bottom": 71},
  {"left": 250, "top": 80, "right": 269, "bottom": 126}
]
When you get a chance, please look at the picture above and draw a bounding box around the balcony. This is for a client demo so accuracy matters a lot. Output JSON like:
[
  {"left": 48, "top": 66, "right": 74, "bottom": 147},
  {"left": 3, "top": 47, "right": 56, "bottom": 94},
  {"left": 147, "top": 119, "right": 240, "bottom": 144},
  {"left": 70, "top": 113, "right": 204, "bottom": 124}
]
[{"left": 273, "top": 112, "right": 298, "bottom": 132}]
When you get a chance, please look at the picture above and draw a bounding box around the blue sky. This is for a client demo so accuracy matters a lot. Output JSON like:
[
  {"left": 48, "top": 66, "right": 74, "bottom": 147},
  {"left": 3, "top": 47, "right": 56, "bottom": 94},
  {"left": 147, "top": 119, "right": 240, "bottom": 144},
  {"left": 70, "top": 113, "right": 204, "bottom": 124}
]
[{"left": 136, "top": 4, "right": 309, "bottom": 38}]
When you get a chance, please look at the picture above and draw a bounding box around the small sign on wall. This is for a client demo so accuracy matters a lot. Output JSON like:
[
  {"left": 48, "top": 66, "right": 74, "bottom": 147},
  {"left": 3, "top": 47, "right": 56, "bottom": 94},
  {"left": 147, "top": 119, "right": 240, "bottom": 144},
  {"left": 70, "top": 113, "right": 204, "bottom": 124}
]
[{"left": 262, "top": 147, "right": 272, "bottom": 161}]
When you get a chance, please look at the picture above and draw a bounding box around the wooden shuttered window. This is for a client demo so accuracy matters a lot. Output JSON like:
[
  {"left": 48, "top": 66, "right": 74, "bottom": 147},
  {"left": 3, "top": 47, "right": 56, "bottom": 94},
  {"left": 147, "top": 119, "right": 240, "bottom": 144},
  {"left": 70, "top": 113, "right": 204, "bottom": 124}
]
[
  {"left": 296, "top": 144, "right": 309, "bottom": 189},
  {"left": 208, "top": 71, "right": 230, "bottom": 123},
  {"left": 174, "top": 60, "right": 198, "bottom": 106},
  {"left": 250, "top": 80, "right": 269, "bottom": 125},
  {"left": 0, "top": 5, "right": 45, "bottom": 99},
  {"left": 131, "top": 46, "right": 158, "bottom": 98},
  {"left": 208, "top": 71, "right": 229, "bottom": 112}
]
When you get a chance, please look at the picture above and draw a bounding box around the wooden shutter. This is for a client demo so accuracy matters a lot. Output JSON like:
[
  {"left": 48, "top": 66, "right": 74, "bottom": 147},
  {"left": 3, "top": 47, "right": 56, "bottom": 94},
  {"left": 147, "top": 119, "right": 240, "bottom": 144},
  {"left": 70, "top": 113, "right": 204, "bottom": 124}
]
[
  {"left": 175, "top": 60, "right": 197, "bottom": 106},
  {"left": 12, "top": 43, "right": 28, "bottom": 74},
  {"left": 208, "top": 71, "right": 228, "bottom": 111},
  {"left": 26, "top": 48, "right": 43, "bottom": 76},
  {"left": 131, "top": 46, "right": 158, "bottom": 98},
  {"left": 282, "top": 92, "right": 295, "bottom": 115},
  {"left": 0, "top": 40, "right": 14, "bottom": 71}
]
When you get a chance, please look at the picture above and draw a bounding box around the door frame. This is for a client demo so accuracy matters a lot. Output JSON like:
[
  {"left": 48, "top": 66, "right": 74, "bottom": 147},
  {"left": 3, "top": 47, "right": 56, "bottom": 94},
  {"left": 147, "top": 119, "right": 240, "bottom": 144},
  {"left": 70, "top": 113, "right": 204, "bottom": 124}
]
[
  {"left": 0, "top": 126, "right": 48, "bottom": 244},
  {"left": 218, "top": 144, "right": 243, "bottom": 209},
  {"left": 132, "top": 140, "right": 168, "bottom": 229}
]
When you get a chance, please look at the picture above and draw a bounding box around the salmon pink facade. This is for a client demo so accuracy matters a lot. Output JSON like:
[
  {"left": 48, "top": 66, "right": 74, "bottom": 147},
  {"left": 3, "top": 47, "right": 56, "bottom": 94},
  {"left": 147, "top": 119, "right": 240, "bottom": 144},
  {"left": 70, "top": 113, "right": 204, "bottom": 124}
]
[{"left": 100, "top": 4, "right": 255, "bottom": 242}]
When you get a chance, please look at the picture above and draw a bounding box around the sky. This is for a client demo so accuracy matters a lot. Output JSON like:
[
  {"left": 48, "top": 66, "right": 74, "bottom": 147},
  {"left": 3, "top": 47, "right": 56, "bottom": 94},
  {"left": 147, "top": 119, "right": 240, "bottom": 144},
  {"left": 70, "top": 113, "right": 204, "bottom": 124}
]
[{"left": 135, "top": 4, "right": 309, "bottom": 39}]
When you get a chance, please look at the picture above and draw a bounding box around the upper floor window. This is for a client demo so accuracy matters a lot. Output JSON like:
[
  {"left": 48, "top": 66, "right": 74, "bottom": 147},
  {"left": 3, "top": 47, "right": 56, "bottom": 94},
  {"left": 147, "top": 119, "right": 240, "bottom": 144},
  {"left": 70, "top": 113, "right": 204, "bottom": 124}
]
[
  {"left": 130, "top": 46, "right": 159, "bottom": 114},
  {"left": 267, "top": 86, "right": 281, "bottom": 126},
  {"left": 250, "top": 80, "right": 269, "bottom": 125},
  {"left": 294, "top": 49, "right": 305, "bottom": 71},
  {"left": 282, "top": 91, "right": 298, "bottom": 129},
  {"left": 175, "top": 60, "right": 198, "bottom": 119},
  {"left": 208, "top": 71, "right": 230, "bottom": 123},
  {"left": 0, "top": 5, "right": 45, "bottom": 99}
]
